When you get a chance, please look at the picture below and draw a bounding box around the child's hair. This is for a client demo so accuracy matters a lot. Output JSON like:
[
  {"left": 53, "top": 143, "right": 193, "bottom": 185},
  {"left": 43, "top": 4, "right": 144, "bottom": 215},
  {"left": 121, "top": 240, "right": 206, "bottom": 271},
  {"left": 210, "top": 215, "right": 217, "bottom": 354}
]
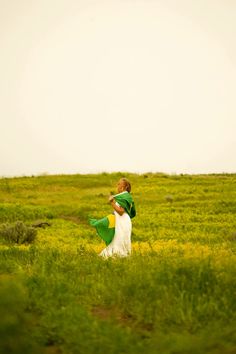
[{"left": 121, "top": 178, "right": 131, "bottom": 192}]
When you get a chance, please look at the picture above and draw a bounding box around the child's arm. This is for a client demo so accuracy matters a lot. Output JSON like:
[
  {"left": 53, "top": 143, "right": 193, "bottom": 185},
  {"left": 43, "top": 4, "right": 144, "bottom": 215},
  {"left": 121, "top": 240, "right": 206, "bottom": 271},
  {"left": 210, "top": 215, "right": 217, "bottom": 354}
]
[{"left": 109, "top": 196, "right": 125, "bottom": 216}]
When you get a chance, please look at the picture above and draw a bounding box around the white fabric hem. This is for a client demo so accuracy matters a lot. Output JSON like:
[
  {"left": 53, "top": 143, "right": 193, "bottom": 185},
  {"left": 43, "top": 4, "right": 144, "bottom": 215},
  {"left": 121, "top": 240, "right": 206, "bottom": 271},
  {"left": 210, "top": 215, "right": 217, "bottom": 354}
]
[{"left": 99, "top": 210, "right": 132, "bottom": 258}]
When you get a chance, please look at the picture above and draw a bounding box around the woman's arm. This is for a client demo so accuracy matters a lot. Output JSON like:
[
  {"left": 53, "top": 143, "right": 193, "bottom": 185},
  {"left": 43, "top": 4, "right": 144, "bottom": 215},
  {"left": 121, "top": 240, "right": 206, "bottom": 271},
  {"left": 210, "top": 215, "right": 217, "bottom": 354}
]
[{"left": 109, "top": 196, "right": 125, "bottom": 216}]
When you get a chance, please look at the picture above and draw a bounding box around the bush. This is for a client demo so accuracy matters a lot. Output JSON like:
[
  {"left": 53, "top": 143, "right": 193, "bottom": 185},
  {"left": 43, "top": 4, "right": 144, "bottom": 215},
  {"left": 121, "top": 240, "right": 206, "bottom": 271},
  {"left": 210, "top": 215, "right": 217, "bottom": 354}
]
[{"left": 0, "top": 221, "right": 37, "bottom": 244}]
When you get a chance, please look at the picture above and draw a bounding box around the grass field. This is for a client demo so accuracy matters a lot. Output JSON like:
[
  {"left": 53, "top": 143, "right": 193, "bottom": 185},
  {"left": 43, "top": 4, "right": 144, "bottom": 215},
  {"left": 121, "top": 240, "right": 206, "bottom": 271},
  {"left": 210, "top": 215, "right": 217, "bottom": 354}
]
[{"left": 0, "top": 172, "right": 236, "bottom": 354}]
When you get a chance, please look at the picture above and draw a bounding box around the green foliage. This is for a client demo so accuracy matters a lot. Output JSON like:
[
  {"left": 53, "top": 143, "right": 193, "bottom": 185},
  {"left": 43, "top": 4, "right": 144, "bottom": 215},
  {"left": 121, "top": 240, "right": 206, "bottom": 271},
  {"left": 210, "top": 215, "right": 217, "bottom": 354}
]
[
  {"left": 0, "top": 221, "right": 37, "bottom": 244},
  {"left": 0, "top": 277, "right": 40, "bottom": 354},
  {"left": 0, "top": 204, "right": 54, "bottom": 222},
  {"left": 0, "top": 172, "right": 236, "bottom": 354}
]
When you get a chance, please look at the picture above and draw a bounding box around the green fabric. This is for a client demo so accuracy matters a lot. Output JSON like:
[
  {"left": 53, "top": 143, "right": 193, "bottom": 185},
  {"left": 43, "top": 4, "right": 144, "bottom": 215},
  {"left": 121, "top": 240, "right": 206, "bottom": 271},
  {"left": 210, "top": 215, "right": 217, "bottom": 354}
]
[
  {"left": 114, "top": 192, "right": 136, "bottom": 219},
  {"left": 89, "top": 215, "right": 115, "bottom": 245}
]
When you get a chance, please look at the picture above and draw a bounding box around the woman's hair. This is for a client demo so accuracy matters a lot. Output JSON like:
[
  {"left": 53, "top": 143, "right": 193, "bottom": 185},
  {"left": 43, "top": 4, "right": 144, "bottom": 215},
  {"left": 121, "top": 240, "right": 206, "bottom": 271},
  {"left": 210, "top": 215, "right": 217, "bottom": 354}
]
[{"left": 120, "top": 178, "right": 131, "bottom": 192}]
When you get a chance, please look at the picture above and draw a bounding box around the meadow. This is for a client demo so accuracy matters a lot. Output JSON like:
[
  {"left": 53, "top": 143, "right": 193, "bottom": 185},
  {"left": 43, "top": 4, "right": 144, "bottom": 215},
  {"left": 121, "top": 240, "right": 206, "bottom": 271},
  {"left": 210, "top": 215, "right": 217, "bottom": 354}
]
[{"left": 0, "top": 172, "right": 236, "bottom": 354}]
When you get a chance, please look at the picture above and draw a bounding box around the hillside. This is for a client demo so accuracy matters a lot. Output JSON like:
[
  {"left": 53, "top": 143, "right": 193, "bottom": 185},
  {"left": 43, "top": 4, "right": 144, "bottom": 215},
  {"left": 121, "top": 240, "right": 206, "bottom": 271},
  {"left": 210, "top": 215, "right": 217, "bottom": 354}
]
[{"left": 0, "top": 172, "right": 236, "bottom": 354}]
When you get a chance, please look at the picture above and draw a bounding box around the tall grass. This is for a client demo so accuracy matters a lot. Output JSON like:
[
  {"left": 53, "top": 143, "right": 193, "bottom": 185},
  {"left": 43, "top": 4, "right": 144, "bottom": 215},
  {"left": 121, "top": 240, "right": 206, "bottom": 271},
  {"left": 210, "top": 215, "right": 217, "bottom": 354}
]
[{"left": 0, "top": 173, "right": 236, "bottom": 354}]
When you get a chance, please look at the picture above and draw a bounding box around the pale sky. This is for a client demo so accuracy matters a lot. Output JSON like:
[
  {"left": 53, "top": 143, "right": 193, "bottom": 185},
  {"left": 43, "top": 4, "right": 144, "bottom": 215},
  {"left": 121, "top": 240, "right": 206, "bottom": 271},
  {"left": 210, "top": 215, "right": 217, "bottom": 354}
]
[{"left": 0, "top": 0, "right": 236, "bottom": 177}]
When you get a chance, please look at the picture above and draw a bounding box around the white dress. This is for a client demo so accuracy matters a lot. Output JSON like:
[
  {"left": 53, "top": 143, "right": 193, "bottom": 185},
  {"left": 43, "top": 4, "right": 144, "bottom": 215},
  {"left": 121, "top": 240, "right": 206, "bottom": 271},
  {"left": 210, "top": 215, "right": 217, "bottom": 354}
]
[{"left": 99, "top": 203, "right": 132, "bottom": 258}]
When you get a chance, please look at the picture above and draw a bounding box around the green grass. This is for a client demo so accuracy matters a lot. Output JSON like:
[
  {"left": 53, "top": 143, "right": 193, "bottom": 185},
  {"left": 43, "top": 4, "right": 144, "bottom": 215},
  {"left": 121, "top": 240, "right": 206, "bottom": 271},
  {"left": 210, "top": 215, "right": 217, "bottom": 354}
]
[{"left": 0, "top": 172, "right": 236, "bottom": 354}]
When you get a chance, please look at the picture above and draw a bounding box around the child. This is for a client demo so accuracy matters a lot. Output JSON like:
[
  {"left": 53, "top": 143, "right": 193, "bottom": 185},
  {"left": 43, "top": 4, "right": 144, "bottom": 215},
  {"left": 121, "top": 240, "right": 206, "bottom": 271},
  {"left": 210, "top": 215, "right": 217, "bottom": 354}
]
[{"left": 90, "top": 178, "right": 136, "bottom": 258}]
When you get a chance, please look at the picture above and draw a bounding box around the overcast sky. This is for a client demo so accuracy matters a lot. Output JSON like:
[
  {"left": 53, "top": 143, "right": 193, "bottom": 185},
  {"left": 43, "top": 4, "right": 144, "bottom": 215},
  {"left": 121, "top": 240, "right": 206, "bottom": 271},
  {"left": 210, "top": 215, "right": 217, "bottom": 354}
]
[{"left": 0, "top": 0, "right": 235, "bottom": 177}]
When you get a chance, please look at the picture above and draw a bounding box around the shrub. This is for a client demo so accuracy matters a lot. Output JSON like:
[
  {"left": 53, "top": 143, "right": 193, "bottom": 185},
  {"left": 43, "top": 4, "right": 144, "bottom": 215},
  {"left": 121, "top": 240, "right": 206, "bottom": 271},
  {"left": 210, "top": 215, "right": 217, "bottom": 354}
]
[
  {"left": 0, "top": 221, "right": 37, "bottom": 244},
  {"left": 165, "top": 194, "right": 174, "bottom": 202}
]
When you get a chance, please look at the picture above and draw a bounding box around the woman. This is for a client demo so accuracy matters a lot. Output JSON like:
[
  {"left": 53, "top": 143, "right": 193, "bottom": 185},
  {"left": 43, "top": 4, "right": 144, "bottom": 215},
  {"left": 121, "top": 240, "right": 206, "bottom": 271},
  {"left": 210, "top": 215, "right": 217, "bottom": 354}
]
[{"left": 90, "top": 178, "right": 136, "bottom": 258}]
